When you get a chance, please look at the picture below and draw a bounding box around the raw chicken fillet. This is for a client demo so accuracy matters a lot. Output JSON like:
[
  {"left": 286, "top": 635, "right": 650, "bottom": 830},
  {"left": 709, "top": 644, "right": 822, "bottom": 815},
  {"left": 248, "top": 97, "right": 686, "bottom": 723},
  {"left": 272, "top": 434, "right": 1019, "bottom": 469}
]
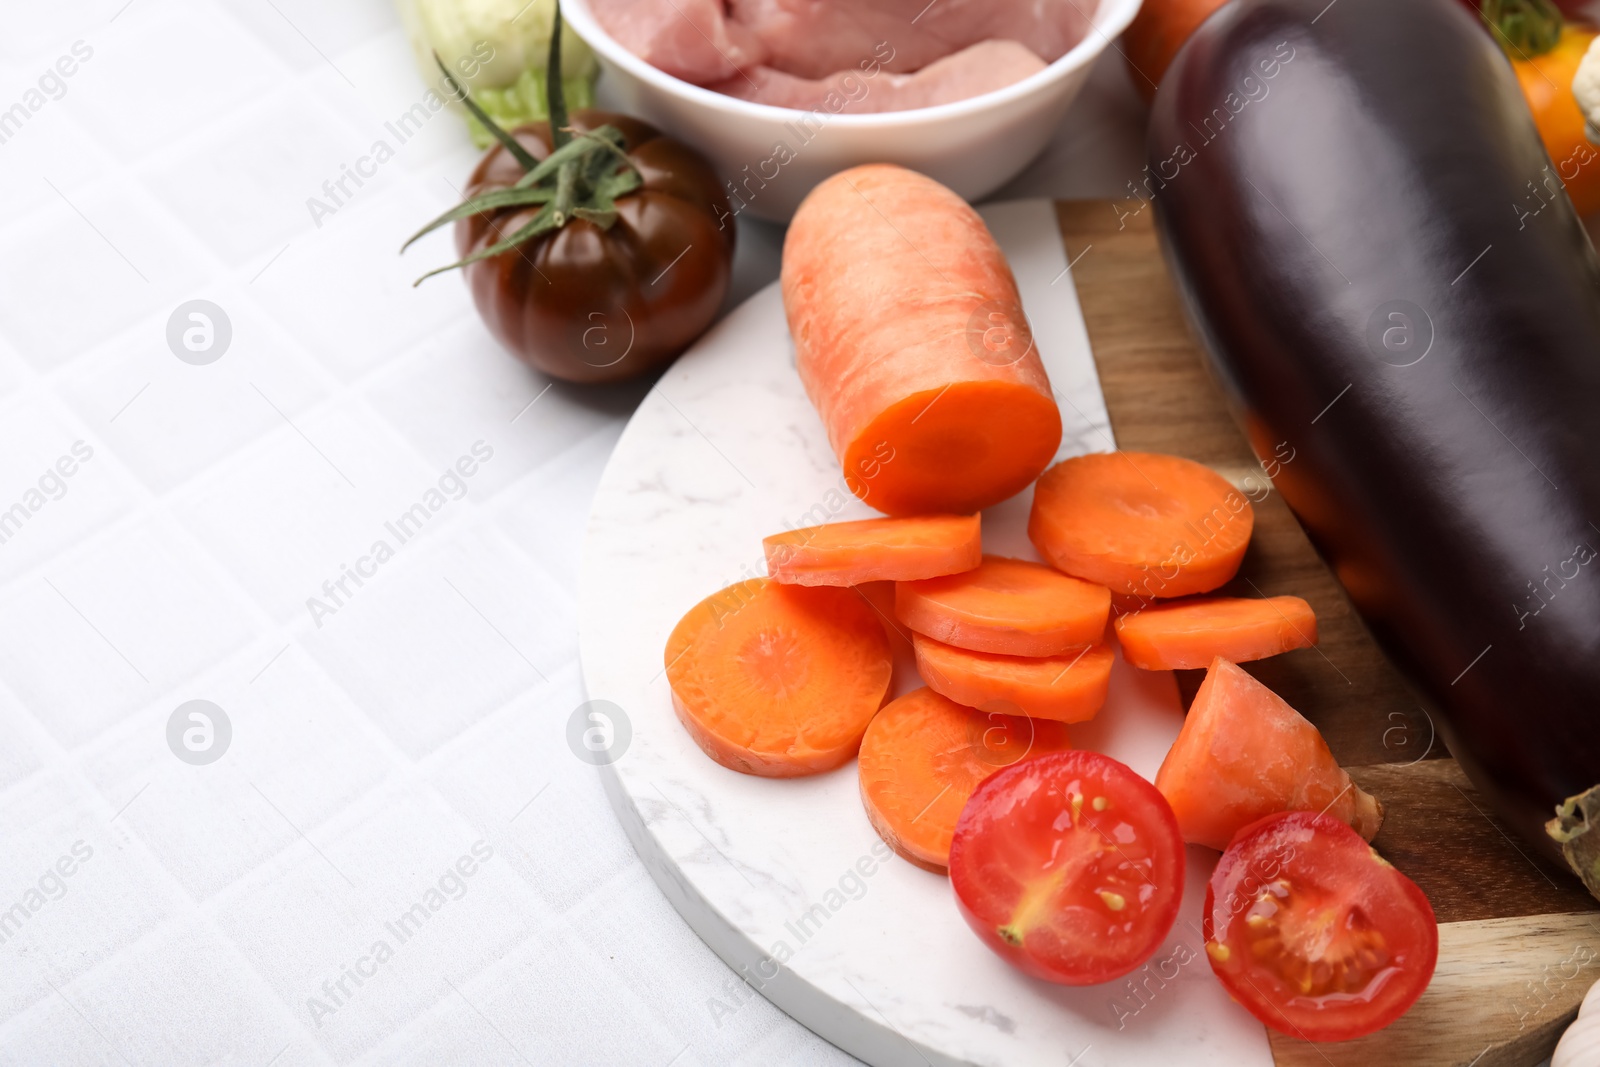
[
  {"left": 590, "top": 0, "right": 1094, "bottom": 111},
  {"left": 710, "top": 41, "right": 1048, "bottom": 113}
]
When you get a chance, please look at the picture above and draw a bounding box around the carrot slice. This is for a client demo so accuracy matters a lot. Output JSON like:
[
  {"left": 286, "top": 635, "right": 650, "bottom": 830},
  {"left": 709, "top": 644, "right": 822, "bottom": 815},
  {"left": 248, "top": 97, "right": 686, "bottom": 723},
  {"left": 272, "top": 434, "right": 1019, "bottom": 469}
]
[
  {"left": 783, "top": 164, "right": 1062, "bottom": 516},
  {"left": 859, "top": 687, "right": 1072, "bottom": 873},
  {"left": 765, "top": 514, "right": 980, "bottom": 586},
  {"left": 1115, "top": 595, "right": 1317, "bottom": 670},
  {"left": 913, "top": 633, "right": 1114, "bottom": 723},
  {"left": 895, "top": 555, "right": 1111, "bottom": 657},
  {"left": 666, "top": 578, "right": 892, "bottom": 777},
  {"left": 1028, "top": 452, "right": 1254, "bottom": 598},
  {"left": 1154, "top": 658, "right": 1381, "bottom": 850}
]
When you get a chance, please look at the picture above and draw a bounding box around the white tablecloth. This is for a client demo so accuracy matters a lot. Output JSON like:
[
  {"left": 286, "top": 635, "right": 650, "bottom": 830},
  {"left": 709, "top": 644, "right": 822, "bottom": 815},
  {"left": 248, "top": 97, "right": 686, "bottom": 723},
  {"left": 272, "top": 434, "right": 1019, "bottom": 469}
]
[{"left": 0, "top": 3, "right": 1144, "bottom": 1065}]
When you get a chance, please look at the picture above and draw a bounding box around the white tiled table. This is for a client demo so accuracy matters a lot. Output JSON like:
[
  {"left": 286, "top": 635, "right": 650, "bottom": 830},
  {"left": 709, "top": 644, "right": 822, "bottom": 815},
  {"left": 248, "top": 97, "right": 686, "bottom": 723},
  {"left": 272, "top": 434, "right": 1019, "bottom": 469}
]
[{"left": 0, "top": 4, "right": 1144, "bottom": 1064}]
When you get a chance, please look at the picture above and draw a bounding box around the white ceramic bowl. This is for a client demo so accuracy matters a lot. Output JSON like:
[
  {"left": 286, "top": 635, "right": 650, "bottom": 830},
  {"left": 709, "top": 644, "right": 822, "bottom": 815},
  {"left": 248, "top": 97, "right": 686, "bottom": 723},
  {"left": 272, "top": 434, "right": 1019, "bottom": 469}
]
[{"left": 562, "top": 0, "right": 1143, "bottom": 221}]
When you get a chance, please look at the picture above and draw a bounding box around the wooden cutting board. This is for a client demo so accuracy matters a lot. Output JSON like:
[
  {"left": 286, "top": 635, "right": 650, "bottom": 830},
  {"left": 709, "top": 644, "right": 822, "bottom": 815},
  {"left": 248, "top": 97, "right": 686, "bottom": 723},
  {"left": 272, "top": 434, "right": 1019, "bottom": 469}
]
[{"left": 1056, "top": 200, "right": 1600, "bottom": 1067}]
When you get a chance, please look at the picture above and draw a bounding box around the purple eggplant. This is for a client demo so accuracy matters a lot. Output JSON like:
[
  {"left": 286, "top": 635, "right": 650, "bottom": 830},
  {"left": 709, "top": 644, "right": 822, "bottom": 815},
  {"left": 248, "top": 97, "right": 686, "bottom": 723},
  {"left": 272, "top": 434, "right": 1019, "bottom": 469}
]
[{"left": 1150, "top": 0, "right": 1600, "bottom": 894}]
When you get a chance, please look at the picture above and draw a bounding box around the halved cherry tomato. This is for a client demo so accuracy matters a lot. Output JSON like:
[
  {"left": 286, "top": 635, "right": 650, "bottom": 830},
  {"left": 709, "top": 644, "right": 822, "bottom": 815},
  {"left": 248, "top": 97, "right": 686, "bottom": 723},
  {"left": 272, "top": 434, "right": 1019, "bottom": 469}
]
[
  {"left": 949, "top": 750, "right": 1185, "bottom": 985},
  {"left": 1203, "top": 811, "right": 1438, "bottom": 1042}
]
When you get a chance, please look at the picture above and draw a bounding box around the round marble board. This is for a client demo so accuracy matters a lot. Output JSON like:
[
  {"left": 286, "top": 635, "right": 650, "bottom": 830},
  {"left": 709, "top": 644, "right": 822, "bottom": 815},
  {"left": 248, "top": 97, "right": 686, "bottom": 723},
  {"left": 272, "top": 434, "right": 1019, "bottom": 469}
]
[{"left": 577, "top": 200, "right": 1275, "bottom": 1067}]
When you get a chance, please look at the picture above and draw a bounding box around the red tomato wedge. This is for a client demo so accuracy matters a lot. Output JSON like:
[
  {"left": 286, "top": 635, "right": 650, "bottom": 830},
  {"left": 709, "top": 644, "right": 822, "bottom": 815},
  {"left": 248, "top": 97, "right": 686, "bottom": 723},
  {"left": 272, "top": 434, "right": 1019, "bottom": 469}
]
[
  {"left": 1204, "top": 812, "right": 1438, "bottom": 1042},
  {"left": 949, "top": 750, "right": 1186, "bottom": 985}
]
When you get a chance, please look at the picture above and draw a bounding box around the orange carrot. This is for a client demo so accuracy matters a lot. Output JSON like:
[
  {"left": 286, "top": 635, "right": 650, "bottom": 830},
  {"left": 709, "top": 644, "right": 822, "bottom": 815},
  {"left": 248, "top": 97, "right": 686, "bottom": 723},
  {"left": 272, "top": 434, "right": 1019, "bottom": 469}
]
[
  {"left": 859, "top": 687, "right": 1072, "bottom": 873},
  {"left": 782, "top": 164, "right": 1062, "bottom": 516},
  {"left": 895, "top": 555, "right": 1111, "bottom": 656},
  {"left": 765, "top": 514, "right": 980, "bottom": 586},
  {"left": 666, "top": 578, "right": 892, "bottom": 777},
  {"left": 1154, "top": 658, "right": 1381, "bottom": 850},
  {"left": 1028, "top": 451, "right": 1253, "bottom": 598},
  {"left": 1115, "top": 595, "right": 1317, "bottom": 671},
  {"left": 913, "top": 633, "right": 1114, "bottom": 723}
]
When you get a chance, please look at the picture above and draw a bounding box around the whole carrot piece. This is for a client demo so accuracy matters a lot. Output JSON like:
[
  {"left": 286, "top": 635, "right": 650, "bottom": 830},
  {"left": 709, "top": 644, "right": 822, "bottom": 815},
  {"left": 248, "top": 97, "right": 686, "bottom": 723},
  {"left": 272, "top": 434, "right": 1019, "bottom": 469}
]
[{"left": 782, "top": 164, "right": 1062, "bottom": 516}]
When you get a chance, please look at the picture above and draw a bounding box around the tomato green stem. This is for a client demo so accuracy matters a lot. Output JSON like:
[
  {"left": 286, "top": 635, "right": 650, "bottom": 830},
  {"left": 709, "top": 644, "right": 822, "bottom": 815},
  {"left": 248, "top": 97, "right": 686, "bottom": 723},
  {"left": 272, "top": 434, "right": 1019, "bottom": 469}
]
[
  {"left": 551, "top": 160, "right": 578, "bottom": 227},
  {"left": 403, "top": 1, "right": 643, "bottom": 284},
  {"left": 433, "top": 52, "right": 539, "bottom": 171},
  {"left": 548, "top": 3, "right": 570, "bottom": 152}
]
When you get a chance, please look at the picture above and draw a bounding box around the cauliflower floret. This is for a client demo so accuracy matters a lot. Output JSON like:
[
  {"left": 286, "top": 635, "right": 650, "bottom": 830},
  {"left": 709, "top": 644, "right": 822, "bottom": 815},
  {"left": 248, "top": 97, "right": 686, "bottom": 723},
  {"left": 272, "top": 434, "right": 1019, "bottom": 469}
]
[{"left": 1576, "top": 34, "right": 1600, "bottom": 144}]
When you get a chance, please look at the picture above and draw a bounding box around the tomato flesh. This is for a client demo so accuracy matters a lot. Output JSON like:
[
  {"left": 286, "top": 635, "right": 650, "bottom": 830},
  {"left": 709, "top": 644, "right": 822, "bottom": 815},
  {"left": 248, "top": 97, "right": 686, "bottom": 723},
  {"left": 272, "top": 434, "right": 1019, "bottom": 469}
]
[
  {"left": 949, "top": 750, "right": 1185, "bottom": 985},
  {"left": 1203, "top": 811, "right": 1437, "bottom": 1041}
]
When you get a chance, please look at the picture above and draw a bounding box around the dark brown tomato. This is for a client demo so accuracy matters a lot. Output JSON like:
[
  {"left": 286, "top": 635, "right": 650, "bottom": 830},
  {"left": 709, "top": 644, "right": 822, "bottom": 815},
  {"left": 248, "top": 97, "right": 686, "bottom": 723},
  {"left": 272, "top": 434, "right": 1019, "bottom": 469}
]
[{"left": 456, "top": 110, "right": 735, "bottom": 384}]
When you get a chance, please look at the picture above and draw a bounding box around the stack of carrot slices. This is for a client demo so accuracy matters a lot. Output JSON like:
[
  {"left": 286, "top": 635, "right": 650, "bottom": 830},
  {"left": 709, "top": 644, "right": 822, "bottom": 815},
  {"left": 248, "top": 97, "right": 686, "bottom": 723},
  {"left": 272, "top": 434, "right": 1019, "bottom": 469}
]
[
  {"left": 899, "top": 556, "right": 1114, "bottom": 723},
  {"left": 663, "top": 448, "right": 1354, "bottom": 874}
]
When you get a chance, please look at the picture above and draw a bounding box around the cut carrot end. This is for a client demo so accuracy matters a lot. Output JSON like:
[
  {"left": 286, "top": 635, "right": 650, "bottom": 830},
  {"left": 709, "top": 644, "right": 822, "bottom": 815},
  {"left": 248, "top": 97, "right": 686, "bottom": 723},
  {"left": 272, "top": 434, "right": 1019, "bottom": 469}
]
[
  {"left": 1028, "top": 452, "right": 1253, "bottom": 598},
  {"left": 895, "top": 555, "right": 1111, "bottom": 657},
  {"left": 666, "top": 578, "right": 892, "bottom": 777},
  {"left": 858, "top": 687, "right": 1072, "bottom": 872},
  {"left": 912, "top": 633, "right": 1114, "bottom": 724},
  {"left": 847, "top": 381, "right": 1061, "bottom": 516},
  {"left": 764, "top": 514, "right": 981, "bottom": 586},
  {"left": 1153, "top": 658, "right": 1377, "bottom": 849},
  {"left": 1114, "top": 595, "right": 1317, "bottom": 671},
  {"left": 1351, "top": 787, "right": 1384, "bottom": 842}
]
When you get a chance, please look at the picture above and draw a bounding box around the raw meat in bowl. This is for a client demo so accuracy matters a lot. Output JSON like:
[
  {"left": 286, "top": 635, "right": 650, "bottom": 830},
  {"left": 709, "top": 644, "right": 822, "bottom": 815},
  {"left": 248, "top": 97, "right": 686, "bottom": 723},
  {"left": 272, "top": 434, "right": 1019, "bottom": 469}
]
[{"left": 589, "top": 0, "right": 1094, "bottom": 110}]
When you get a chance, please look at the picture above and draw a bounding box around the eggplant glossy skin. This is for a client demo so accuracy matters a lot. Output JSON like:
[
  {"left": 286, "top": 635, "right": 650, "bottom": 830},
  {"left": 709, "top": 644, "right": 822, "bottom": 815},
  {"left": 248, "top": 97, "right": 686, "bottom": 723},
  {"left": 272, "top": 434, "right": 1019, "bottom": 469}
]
[{"left": 1151, "top": 0, "right": 1600, "bottom": 869}]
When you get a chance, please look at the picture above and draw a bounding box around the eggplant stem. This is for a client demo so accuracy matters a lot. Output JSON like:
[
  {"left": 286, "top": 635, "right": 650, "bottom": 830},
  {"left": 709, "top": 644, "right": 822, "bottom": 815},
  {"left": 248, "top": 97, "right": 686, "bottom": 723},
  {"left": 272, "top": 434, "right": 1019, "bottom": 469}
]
[{"left": 1547, "top": 784, "right": 1600, "bottom": 903}]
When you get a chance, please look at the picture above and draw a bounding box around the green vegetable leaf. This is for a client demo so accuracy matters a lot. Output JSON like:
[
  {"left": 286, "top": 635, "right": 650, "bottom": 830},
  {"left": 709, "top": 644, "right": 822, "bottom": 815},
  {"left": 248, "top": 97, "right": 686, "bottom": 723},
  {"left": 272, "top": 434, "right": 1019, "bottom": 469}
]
[{"left": 462, "top": 73, "right": 596, "bottom": 148}]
